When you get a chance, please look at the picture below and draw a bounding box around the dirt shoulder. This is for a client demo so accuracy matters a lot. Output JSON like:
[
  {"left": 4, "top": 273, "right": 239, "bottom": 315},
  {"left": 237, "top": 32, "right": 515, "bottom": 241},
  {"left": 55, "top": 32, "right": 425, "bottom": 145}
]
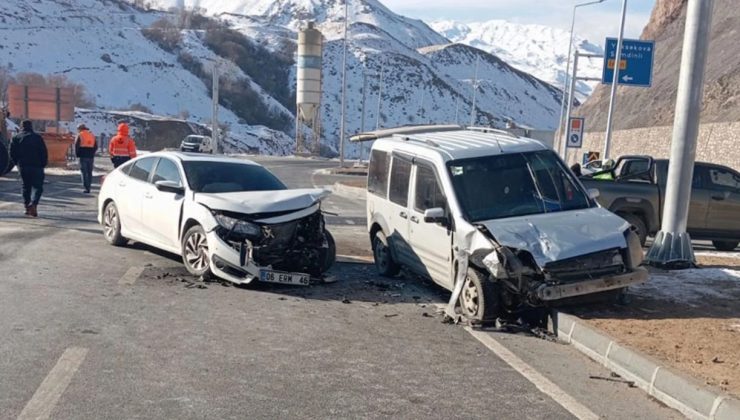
[{"left": 571, "top": 254, "right": 740, "bottom": 398}]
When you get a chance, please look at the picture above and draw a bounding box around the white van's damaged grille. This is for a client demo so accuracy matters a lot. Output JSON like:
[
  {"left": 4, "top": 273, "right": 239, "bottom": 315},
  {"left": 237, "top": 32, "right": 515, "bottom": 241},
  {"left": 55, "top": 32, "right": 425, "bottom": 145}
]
[{"left": 544, "top": 248, "right": 625, "bottom": 283}]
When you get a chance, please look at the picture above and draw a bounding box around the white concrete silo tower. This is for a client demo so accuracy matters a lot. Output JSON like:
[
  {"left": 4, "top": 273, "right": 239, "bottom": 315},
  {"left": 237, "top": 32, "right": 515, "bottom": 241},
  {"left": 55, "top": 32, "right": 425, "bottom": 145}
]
[{"left": 296, "top": 22, "right": 323, "bottom": 155}]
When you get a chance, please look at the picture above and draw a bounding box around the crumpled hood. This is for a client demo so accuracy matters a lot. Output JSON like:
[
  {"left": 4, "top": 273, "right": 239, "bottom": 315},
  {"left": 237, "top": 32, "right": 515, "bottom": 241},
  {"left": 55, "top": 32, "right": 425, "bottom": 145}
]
[
  {"left": 195, "top": 188, "right": 330, "bottom": 215},
  {"left": 478, "top": 207, "right": 630, "bottom": 268}
]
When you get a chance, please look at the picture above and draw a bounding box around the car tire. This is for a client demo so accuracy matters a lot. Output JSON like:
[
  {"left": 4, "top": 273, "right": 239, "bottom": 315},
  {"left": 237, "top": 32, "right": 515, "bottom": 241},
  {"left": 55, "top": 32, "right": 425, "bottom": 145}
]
[
  {"left": 458, "top": 267, "right": 499, "bottom": 323},
  {"left": 712, "top": 240, "right": 739, "bottom": 252},
  {"left": 620, "top": 213, "right": 648, "bottom": 247},
  {"left": 182, "top": 224, "right": 214, "bottom": 280},
  {"left": 102, "top": 202, "right": 127, "bottom": 246},
  {"left": 372, "top": 231, "right": 400, "bottom": 277}
]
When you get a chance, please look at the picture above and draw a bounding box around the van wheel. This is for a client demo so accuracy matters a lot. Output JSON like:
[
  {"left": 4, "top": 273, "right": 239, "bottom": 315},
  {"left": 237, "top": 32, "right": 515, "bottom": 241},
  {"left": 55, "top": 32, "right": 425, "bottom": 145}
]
[
  {"left": 712, "top": 240, "right": 739, "bottom": 252},
  {"left": 620, "top": 213, "right": 647, "bottom": 247},
  {"left": 372, "top": 231, "right": 400, "bottom": 277},
  {"left": 459, "top": 268, "right": 499, "bottom": 323}
]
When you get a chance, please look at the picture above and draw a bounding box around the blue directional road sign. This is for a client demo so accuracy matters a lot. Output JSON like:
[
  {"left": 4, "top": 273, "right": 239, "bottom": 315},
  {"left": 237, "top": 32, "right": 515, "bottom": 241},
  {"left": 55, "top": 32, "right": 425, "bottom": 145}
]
[{"left": 601, "top": 38, "right": 655, "bottom": 87}]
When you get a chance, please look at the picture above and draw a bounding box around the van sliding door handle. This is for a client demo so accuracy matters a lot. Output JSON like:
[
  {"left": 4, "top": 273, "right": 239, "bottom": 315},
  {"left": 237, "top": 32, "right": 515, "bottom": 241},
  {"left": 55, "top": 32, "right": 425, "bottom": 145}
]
[
  {"left": 399, "top": 211, "right": 408, "bottom": 219},
  {"left": 410, "top": 215, "right": 419, "bottom": 223}
]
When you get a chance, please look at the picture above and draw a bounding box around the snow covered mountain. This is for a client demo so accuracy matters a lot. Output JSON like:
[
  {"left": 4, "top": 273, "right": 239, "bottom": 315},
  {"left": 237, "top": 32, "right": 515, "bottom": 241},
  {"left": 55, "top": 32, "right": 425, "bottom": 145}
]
[
  {"left": 0, "top": 0, "right": 293, "bottom": 154},
  {"left": 156, "top": 0, "right": 565, "bottom": 157},
  {"left": 430, "top": 20, "right": 604, "bottom": 100}
]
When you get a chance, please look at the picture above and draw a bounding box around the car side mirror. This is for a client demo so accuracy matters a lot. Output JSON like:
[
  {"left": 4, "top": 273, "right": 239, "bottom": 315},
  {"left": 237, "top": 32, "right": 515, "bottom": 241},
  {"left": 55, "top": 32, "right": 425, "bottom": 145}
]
[
  {"left": 588, "top": 188, "right": 600, "bottom": 200},
  {"left": 424, "top": 207, "right": 447, "bottom": 225},
  {"left": 155, "top": 180, "right": 184, "bottom": 194}
]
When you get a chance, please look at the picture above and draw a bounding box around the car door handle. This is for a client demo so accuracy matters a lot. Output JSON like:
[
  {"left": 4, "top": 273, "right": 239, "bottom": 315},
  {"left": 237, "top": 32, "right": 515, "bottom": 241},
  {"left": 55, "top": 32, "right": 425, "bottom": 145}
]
[
  {"left": 712, "top": 195, "right": 725, "bottom": 201},
  {"left": 410, "top": 215, "right": 419, "bottom": 223},
  {"left": 144, "top": 192, "right": 153, "bottom": 199},
  {"left": 399, "top": 211, "right": 408, "bottom": 219},
  {"left": 118, "top": 182, "right": 126, "bottom": 187}
]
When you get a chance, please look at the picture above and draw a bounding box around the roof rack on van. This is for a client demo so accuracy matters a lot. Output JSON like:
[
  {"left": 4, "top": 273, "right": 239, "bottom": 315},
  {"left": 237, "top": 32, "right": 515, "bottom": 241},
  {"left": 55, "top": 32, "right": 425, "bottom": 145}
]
[
  {"left": 466, "top": 126, "right": 518, "bottom": 138},
  {"left": 349, "top": 124, "right": 462, "bottom": 142},
  {"left": 392, "top": 134, "right": 441, "bottom": 148}
]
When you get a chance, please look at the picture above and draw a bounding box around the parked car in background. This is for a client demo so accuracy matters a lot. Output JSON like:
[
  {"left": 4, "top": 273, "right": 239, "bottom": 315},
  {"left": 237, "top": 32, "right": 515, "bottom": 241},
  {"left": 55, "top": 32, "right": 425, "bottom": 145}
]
[
  {"left": 580, "top": 156, "right": 740, "bottom": 250},
  {"left": 582, "top": 159, "right": 603, "bottom": 175},
  {"left": 356, "top": 125, "right": 647, "bottom": 323},
  {"left": 98, "top": 152, "right": 336, "bottom": 285},
  {"left": 180, "top": 135, "right": 214, "bottom": 154}
]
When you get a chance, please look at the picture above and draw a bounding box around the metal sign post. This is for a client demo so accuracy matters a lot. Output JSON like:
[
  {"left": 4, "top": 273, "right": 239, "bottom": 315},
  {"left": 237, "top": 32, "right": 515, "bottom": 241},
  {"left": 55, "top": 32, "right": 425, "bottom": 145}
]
[
  {"left": 646, "top": 0, "right": 715, "bottom": 268},
  {"left": 560, "top": 51, "right": 603, "bottom": 160},
  {"left": 602, "top": 0, "right": 628, "bottom": 160}
]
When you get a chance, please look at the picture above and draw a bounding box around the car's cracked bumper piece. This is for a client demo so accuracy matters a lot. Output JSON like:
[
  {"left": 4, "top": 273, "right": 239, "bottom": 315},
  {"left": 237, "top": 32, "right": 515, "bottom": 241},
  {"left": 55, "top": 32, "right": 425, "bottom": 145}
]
[{"left": 535, "top": 267, "right": 649, "bottom": 301}]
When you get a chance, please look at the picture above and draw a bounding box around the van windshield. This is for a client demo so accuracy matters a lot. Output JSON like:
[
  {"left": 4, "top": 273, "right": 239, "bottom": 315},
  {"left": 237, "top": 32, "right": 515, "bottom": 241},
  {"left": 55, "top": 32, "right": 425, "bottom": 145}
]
[
  {"left": 185, "top": 137, "right": 203, "bottom": 144},
  {"left": 447, "top": 150, "right": 591, "bottom": 222}
]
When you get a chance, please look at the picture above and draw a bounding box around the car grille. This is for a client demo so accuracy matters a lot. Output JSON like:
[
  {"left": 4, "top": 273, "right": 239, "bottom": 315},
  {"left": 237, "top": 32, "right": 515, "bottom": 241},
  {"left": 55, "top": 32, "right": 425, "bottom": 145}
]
[
  {"left": 544, "top": 248, "right": 625, "bottom": 283},
  {"left": 252, "top": 210, "right": 324, "bottom": 265}
]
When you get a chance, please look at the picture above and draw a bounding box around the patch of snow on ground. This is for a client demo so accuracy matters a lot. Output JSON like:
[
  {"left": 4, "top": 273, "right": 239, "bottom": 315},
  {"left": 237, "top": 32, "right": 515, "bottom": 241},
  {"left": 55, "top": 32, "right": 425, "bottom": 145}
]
[{"left": 633, "top": 268, "right": 740, "bottom": 304}]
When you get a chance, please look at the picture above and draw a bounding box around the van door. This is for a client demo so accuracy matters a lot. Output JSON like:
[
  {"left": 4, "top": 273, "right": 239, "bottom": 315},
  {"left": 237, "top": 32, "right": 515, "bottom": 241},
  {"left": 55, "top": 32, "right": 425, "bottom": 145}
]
[
  {"left": 386, "top": 155, "right": 414, "bottom": 266},
  {"left": 408, "top": 162, "right": 453, "bottom": 288}
]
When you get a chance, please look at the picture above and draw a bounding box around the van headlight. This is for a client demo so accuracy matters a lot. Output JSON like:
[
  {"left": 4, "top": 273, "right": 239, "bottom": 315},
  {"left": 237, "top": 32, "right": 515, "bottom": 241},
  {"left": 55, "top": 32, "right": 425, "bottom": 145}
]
[
  {"left": 214, "top": 213, "right": 261, "bottom": 239},
  {"left": 625, "top": 229, "right": 644, "bottom": 268}
]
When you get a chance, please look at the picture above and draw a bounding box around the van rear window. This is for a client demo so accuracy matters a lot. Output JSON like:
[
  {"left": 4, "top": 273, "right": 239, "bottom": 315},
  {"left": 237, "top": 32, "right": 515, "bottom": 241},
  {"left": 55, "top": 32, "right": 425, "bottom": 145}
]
[{"left": 368, "top": 149, "right": 390, "bottom": 198}]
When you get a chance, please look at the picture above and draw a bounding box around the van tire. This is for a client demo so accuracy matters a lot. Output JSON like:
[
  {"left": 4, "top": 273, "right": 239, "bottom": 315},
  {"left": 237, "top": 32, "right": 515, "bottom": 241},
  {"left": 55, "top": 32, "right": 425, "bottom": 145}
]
[
  {"left": 458, "top": 268, "right": 499, "bottom": 323},
  {"left": 372, "top": 231, "right": 400, "bottom": 277},
  {"left": 712, "top": 240, "right": 739, "bottom": 252},
  {"left": 620, "top": 213, "right": 647, "bottom": 246}
]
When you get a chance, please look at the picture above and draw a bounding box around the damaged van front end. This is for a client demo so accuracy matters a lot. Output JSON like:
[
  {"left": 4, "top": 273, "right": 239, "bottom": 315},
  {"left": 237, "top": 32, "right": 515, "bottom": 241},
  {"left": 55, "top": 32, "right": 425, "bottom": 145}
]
[{"left": 461, "top": 207, "right": 648, "bottom": 314}]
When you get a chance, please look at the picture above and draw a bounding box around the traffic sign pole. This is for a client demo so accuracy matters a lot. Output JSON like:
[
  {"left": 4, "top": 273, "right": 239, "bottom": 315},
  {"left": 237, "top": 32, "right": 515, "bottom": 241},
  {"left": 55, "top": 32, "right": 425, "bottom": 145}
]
[
  {"left": 561, "top": 52, "right": 580, "bottom": 161},
  {"left": 646, "top": 0, "right": 715, "bottom": 268},
  {"left": 603, "top": 0, "right": 628, "bottom": 160}
]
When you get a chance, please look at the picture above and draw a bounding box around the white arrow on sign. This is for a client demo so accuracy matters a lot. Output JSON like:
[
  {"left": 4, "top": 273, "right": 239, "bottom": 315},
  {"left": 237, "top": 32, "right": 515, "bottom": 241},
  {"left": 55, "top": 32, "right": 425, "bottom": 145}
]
[{"left": 622, "top": 75, "right": 634, "bottom": 82}]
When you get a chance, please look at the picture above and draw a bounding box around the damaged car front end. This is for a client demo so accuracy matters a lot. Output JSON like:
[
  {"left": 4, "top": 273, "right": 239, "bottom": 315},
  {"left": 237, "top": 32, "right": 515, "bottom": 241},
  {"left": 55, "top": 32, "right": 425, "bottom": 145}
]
[{"left": 196, "top": 189, "right": 336, "bottom": 286}]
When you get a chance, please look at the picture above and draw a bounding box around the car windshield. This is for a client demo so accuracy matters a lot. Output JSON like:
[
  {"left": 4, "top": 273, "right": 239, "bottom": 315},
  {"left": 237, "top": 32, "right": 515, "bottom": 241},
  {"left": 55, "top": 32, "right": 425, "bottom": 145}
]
[
  {"left": 183, "top": 161, "right": 287, "bottom": 193},
  {"left": 448, "top": 150, "right": 591, "bottom": 222}
]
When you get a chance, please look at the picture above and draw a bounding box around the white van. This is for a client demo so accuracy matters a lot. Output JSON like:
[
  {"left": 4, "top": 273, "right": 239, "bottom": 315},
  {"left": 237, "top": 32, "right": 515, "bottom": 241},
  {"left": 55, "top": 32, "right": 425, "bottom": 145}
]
[
  {"left": 354, "top": 125, "right": 648, "bottom": 323},
  {"left": 180, "top": 135, "right": 214, "bottom": 154}
]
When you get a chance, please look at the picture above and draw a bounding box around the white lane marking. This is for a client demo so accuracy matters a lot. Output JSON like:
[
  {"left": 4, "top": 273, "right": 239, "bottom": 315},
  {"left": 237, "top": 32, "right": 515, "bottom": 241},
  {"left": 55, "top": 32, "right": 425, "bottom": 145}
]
[
  {"left": 118, "top": 266, "right": 146, "bottom": 285},
  {"left": 465, "top": 327, "right": 599, "bottom": 420},
  {"left": 17, "top": 347, "right": 88, "bottom": 420}
]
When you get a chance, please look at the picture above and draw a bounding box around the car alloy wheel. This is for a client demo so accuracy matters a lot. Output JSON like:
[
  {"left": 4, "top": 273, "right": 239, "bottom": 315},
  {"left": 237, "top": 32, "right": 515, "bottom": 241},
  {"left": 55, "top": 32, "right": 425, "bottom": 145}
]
[
  {"left": 102, "top": 202, "right": 127, "bottom": 246},
  {"left": 184, "top": 230, "right": 209, "bottom": 272}
]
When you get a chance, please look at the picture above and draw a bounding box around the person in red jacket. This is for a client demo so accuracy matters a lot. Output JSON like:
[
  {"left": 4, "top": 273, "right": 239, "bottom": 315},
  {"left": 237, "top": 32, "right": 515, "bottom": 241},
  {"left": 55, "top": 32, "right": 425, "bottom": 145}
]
[{"left": 108, "top": 122, "right": 137, "bottom": 168}]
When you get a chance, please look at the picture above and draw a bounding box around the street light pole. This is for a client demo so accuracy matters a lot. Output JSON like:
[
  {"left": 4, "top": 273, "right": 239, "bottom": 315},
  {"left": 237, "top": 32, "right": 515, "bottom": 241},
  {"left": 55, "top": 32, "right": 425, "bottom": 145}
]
[
  {"left": 602, "top": 0, "right": 628, "bottom": 159},
  {"left": 556, "top": 0, "right": 606, "bottom": 156},
  {"left": 376, "top": 60, "right": 384, "bottom": 130},
  {"left": 338, "top": 0, "right": 349, "bottom": 167},
  {"left": 211, "top": 62, "right": 219, "bottom": 154},
  {"left": 646, "top": 0, "right": 715, "bottom": 268},
  {"left": 469, "top": 55, "right": 479, "bottom": 126}
]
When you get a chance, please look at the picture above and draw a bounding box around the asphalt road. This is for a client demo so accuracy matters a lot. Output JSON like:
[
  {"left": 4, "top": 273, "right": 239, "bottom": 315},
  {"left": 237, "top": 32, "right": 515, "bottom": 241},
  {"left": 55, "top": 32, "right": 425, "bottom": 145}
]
[{"left": 0, "top": 156, "right": 681, "bottom": 419}]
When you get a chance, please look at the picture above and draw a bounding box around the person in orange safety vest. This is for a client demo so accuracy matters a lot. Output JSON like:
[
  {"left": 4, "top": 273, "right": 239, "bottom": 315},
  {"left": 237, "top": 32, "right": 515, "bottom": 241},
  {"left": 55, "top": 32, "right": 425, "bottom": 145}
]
[
  {"left": 74, "top": 124, "right": 97, "bottom": 193},
  {"left": 109, "top": 122, "right": 137, "bottom": 168}
]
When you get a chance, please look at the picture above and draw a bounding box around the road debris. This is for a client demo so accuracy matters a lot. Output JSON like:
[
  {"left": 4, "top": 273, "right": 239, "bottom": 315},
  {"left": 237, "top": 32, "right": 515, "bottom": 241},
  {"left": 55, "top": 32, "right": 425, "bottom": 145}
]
[
  {"left": 712, "top": 356, "right": 724, "bottom": 364},
  {"left": 342, "top": 298, "right": 352, "bottom": 304},
  {"left": 589, "top": 375, "right": 637, "bottom": 388},
  {"left": 384, "top": 313, "right": 398, "bottom": 318}
]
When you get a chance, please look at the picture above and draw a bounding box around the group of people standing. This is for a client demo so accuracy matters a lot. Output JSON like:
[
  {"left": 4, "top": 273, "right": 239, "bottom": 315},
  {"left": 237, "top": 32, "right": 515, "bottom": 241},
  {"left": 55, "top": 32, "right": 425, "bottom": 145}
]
[{"left": 8, "top": 120, "right": 138, "bottom": 217}]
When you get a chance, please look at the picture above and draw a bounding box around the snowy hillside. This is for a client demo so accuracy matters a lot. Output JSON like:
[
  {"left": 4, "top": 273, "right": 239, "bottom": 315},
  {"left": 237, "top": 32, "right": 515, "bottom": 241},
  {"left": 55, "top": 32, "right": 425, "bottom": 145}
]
[
  {"left": 156, "top": 0, "right": 564, "bottom": 157},
  {"left": 0, "top": 0, "right": 293, "bottom": 154},
  {"left": 430, "top": 20, "right": 604, "bottom": 100}
]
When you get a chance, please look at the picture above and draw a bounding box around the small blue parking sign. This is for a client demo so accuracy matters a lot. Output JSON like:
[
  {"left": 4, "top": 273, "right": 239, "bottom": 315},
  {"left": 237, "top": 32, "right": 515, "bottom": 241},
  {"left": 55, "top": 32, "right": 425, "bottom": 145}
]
[
  {"left": 602, "top": 38, "right": 655, "bottom": 87},
  {"left": 567, "top": 117, "right": 584, "bottom": 149}
]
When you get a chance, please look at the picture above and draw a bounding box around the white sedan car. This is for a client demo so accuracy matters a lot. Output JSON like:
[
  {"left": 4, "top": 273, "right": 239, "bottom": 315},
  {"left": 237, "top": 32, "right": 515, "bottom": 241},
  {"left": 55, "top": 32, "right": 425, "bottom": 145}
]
[{"left": 98, "top": 152, "right": 336, "bottom": 285}]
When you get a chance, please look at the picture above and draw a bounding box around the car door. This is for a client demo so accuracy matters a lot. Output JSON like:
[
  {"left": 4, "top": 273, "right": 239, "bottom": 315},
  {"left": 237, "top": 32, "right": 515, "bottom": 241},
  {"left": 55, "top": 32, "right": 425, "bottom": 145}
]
[
  {"left": 386, "top": 154, "right": 415, "bottom": 267},
  {"left": 705, "top": 165, "right": 740, "bottom": 235},
  {"left": 141, "top": 157, "right": 186, "bottom": 252},
  {"left": 119, "top": 156, "right": 157, "bottom": 237},
  {"left": 408, "top": 161, "right": 453, "bottom": 288}
]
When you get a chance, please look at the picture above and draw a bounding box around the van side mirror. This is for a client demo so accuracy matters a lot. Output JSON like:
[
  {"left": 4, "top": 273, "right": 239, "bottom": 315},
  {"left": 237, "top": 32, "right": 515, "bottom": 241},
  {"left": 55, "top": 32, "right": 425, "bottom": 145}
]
[
  {"left": 155, "top": 180, "right": 185, "bottom": 195},
  {"left": 424, "top": 207, "right": 447, "bottom": 225}
]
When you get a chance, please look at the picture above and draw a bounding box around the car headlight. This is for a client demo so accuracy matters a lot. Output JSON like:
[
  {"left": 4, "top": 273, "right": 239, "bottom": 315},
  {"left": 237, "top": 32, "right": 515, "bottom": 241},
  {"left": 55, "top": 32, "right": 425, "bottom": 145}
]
[{"left": 214, "top": 213, "right": 261, "bottom": 239}]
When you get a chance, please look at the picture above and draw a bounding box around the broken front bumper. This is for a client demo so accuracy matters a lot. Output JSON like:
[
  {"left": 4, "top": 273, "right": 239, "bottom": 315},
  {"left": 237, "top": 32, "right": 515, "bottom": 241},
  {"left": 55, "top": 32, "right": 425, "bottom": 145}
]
[
  {"left": 207, "top": 230, "right": 310, "bottom": 286},
  {"left": 535, "top": 267, "right": 649, "bottom": 301}
]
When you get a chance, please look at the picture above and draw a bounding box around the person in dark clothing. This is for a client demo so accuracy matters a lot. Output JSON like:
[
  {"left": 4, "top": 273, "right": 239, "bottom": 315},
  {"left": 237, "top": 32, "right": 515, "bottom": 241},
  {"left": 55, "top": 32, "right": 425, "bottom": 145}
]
[
  {"left": 9, "top": 120, "right": 48, "bottom": 217},
  {"left": 74, "top": 124, "right": 97, "bottom": 193},
  {"left": 570, "top": 163, "right": 583, "bottom": 177}
]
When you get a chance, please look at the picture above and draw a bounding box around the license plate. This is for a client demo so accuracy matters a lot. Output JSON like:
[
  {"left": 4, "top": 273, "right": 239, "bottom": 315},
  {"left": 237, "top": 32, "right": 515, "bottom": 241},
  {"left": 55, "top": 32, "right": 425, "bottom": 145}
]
[{"left": 259, "top": 269, "right": 310, "bottom": 286}]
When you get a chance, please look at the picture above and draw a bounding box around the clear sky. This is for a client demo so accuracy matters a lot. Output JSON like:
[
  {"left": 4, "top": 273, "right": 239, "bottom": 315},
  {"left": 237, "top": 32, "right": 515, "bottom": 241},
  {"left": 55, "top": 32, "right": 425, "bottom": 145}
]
[{"left": 384, "top": 0, "right": 656, "bottom": 44}]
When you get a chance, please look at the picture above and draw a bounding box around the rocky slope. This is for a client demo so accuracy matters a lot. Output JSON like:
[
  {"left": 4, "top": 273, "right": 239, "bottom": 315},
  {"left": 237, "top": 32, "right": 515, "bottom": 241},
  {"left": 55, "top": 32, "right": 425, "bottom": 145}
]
[{"left": 577, "top": 0, "right": 740, "bottom": 131}]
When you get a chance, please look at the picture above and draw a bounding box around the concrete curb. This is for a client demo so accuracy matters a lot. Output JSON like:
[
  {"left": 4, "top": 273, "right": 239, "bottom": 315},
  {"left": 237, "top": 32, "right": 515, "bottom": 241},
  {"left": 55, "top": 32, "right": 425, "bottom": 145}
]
[
  {"left": 557, "top": 313, "right": 740, "bottom": 420},
  {"left": 331, "top": 182, "right": 366, "bottom": 201}
]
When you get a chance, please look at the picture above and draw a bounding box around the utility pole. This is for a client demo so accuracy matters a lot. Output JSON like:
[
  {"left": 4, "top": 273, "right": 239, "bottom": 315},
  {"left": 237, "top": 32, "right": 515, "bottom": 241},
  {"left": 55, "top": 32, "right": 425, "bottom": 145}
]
[
  {"left": 359, "top": 71, "right": 368, "bottom": 163},
  {"left": 211, "top": 63, "right": 219, "bottom": 154},
  {"left": 602, "top": 0, "right": 628, "bottom": 159},
  {"left": 646, "top": 0, "right": 715, "bottom": 268},
  {"left": 419, "top": 87, "right": 425, "bottom": 124},
  {"left": 338, "top": 0, "right": 349, "bottom": 167},
  {"left": 561, "top": 52, "right": 580, "bottom": 161},
  {"left": 454, "top": 96, "right": 460, "bottom": 125},
  {"left": 469, "top": 55, "right": 480, "bottom": 127},
  {"left": 376, "top": 60, "right": 384, "bottom": 130}
]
